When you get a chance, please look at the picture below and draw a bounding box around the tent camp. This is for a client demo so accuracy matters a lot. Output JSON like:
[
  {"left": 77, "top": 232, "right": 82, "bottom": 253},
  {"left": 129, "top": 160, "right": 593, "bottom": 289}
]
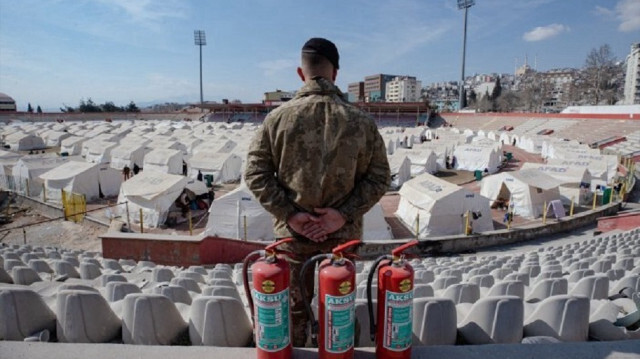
[
  {"left": 452, "top": 144, "right": 501, "bottom": 174},
  {"left": 188, "top": 152, "right": 242, "bottom": 184},
  {"left": 39, "top": 161, "right": 122, "bottom": 203},
  {"left": 480, "top": 169, "right": 563, "bottom": 218},
  {"left": 116, "top": 172, "right": 205, "bottom": 228},
  {"left": 143, "top": 148, "right": 184, "bottom": 175},
  {"left": 521, "top": 162, "right": 592, "bottom": 205},
  {"left": 204, "top": 184, "right": 394, "bottom": 242},
  {"left": 395, "top": 173, "right": 494, "bottom": 237},
  {"left": 110, "top": 143, "right": 149, "bottom": 170}
]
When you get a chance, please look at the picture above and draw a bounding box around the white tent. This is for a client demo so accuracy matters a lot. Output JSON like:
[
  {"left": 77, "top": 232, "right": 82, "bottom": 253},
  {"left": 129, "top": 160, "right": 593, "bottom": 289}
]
[
  {"left": 4, "top": 132, "right": 45, "bottom": 151},
  {"left": 452, "top": 144, "right": 501, "bottom": 174},
  {"left": 41, "top": 130, "right": 72, "bottom": 147},
  {"left": 204, "top": 184, "right": 275, "bottom": 241},
  {"left": 143, "top": 148, "right": 184, "bottom": 175},
  {"left": 117, "top": 172, "right": 188, "bottom": 228},
  {"left": 110, "top": 143, "right": 149, "bottom": 170},
  {"left": 547, "top": 153, "right": 618, "bottom": 182},
  {"left": 387, "top": 154, "right": 412, "bottom": 190},
  {"left": 521, "top": 162, "right": 592, "bottom": 205},
  {"left": 39, "top": 161, "right": 122, "bottom": 203},
  {"left": 11, "top": 154, "right": 76, "bottom": 196},
  {"left": 85, "top": 141, "right": 119, "bottom": 164},
  {"left": 395, "top": 173, "right": 494, "bottom": 237},
  {"left": 188, "top": 152, "right": 242, "bottom": 184},
  {"left": 394, "top": 148, "right": 438, "bottom": 176},
  {"left": 60, "top": 136, "right": 87, "bottom": 156},
  {"left": 0, "top": 150, "right": 22, "bottom": 191},
  {"left": 480, "top": 169, "right": 563, "bottom": 218}
]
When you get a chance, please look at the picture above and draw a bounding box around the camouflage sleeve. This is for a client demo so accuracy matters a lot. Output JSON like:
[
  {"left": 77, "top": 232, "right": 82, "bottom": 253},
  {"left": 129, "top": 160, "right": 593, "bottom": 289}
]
[
  {"left": 337, "top": 124, "right": 391, "bottom": 221},
  {"left": 244, "top": 124, "right": 298, "bottom": 222}
]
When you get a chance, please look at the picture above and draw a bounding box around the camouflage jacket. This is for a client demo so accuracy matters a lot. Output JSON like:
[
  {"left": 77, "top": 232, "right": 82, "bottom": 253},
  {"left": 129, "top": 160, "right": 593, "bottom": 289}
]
[{"left": 244, "top": 77, "right": 391, "bottom": 240}]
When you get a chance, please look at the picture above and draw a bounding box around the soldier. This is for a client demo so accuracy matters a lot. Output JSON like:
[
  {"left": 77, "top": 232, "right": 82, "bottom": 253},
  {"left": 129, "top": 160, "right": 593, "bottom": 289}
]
[{"left": 244, "top": 37, "right": 391, "bottom": 347}]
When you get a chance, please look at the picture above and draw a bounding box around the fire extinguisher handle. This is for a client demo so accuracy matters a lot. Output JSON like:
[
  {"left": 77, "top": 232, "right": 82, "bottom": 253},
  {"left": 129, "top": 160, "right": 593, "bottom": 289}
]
[
  {"left": 391, "top": 239, "right": 420, "bottom": 257},
  {"left": 331, "top": 239, "right": 362, "bottom": 256},
  {"left": 265, "top": 237, "right": 294, "bottom": 252}
]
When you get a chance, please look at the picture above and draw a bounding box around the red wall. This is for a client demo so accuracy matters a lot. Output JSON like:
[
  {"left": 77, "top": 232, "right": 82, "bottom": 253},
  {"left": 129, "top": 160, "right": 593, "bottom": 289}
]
[
  {"left": 597, "top": 212, "right": 640, "bottom": 233},
  {"left": 102, "top": 235, "right": 265, "bottom": 267}
]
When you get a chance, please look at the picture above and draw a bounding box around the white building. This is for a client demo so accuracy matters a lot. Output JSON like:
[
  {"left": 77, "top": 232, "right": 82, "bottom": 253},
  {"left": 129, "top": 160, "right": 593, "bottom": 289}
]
[
  {"left": 624, "top": 43, "right": 640, "bottom": 105},
  {"left": 385, "top": 76, "right": 421, "bottom": 102}
]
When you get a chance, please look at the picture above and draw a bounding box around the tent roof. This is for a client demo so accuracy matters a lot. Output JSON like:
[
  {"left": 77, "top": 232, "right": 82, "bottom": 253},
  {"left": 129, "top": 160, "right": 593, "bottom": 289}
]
[
  {"left": 398, "top": 173, "right": 461, "bottom": 206},
  {"left": 520, "top": 162, "right": 590, "bottom": 184},
  {"left": 508, "top": 168, "right": 565, "bottom": 190},
  {"left": 121, "top": 171, "right": 186, "bottom": 200},
  {"left": 39, "top": 161, "right": 96, "bottom": 180}
]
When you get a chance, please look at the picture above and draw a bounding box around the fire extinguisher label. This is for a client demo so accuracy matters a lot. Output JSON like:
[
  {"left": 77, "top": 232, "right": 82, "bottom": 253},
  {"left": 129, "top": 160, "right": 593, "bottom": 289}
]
[
  {"left": 383, "top": 290, "right": 414, "bottom": 351},
  {"left": 253, "top": 288, "right": 290, "bottom": 352},
  {"left": 324, "top": 291, "right": 356, "bottom": 353}
]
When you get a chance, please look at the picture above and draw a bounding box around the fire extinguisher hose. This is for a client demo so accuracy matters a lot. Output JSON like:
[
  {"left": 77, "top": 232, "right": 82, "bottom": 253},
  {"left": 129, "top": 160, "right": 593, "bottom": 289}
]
[
  {"left": 242, "top": 250, "right": 265, "bottom": 326},
  {"left": 299, "top": 253, "right": 331, "bottom": 347},
  {"left": 366, "top": 254, "right": 391, "bottom": 342}
]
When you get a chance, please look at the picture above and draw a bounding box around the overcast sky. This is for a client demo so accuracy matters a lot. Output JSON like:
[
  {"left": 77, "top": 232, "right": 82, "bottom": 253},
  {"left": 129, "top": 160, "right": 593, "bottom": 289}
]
[{"left": 1, "top": 0, "right": 639, "bottom": 111}]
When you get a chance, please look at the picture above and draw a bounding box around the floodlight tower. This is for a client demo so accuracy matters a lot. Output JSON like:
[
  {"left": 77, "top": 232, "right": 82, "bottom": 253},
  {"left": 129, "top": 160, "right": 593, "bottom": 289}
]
[
  {"left": 194, "top": 30, "right": 206, "bottom": 111},
  {"left": 457, "top": 0, "right": 474, "bottom": 111}
]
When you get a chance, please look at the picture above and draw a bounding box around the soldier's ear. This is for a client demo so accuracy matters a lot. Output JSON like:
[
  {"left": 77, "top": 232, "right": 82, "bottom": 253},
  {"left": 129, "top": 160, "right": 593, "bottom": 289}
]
[
  {"left": 332, "top": 68, "right": 337, "bottom": 82},
  {"left": 297, "top": 67, "right": 305, "bottom": 82}
]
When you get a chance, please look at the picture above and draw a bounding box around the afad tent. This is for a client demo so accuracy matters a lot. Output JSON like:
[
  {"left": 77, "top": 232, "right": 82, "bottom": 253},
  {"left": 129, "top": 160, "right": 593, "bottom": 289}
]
[
  {"left": 204, "top": 184, "right": 394, "bottom": 242},
  {"left": 520, "top": 162, "right": 592, "bottom": 205},
  {"left": 395, "top": 173, "right": 493, "bottom": 237},
  {"left": 4, "top": 132, "right": 45, "bottom": 151},
  {"left": 188, "top": 152, "right": 243, "bottom": 184},
  {"left": 452, "top": 144, "right": 501, "bottom": 174},
  {"left": 39, "top": 161, "right": 122, "bottom": 203},
  {"left": 394, "top": 148, "right": 439, "bottom": 176},
  {"left": 480, "top": 168, "right": 563, "bottom": 219},
  {"left": 143, "top": 148, "right": 183, "bottom": 175},
  {"left": 116, "top": 172, "right": 192, "bottom": 228},
  {"left": 60, "top": 136, "right": 88, "bottom": 156}
]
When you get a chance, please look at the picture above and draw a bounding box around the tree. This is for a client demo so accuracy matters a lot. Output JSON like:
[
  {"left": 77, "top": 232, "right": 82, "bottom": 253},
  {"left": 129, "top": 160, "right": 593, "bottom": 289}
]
[
  {"left": 27, "top": 103, "right": 33, "bottom": 113},
  {"left": 477, "top": 91, "right": 492, "bottom": 112},
  {"left": 582, "top": 44, "right": 618, "bottom": 105},
  {"left": 491, "top": 77, "right": 502, "bottom": 111},
  {"left": 60, "top": 104, "right": 75, "bottom": 113},
  {"left": 101, "top": 101, "right": 123, "bottom": 112},
  {"left": 79, "top": 98, "right": 102, "bottom": 112},
  {"left": 125, "top": 101, "right": 140, "bottom": 113},
  {"left": 468, "top": 89, "right": 477, "bottom": 108},
  {"left": 36, "top": 105, "right": 42, "bottom": 113},
  {"left": 496, "top": 90, "right": 520, "bottom": 112}
]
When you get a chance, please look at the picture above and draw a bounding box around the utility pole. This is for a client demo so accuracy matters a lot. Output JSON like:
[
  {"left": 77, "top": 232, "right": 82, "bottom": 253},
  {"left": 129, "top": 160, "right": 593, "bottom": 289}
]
[
  {"left": 194, "top": 30, "right": 207, "bottom": 112},
  {"left": 457, "top": 0, "right": 475, "bottom": 111}
]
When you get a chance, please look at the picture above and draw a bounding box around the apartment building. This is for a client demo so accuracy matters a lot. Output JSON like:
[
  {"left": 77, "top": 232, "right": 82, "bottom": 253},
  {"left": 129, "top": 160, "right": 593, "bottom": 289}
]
[
  {"left": 347, "top": 82, "right": 365, "bottom": 102},
  {"left": 385, "top": 76, "right": 422, "bottom": 102},
  {"left": 624, "top": 43, "right": 640, "bottom": 105},
  {"left": 364, "top": 74, "right": 397, "bottom": 102}
]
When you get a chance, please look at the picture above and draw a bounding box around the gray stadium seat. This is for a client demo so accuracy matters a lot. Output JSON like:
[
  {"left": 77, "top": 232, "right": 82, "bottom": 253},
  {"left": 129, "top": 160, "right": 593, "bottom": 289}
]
[
  {"left": 412, "top": 297, "right": 457, "bottom": 346},
  {"left": 0, "top": 287, "right": 56, "bottom": 341},
  {"left": 11, "top": 266, "right": 42, "bottom": 285},
  {"left": 189, "top": 296, "right": 252, "bottom": 346},
  {"left": 486, "top": 280, "right": 525, "bottom": 299},
  {"left": 152, "top": 283, "right": 193, "bottom": 305},
  {"left": 105, "top": 281, "right": 142, "bottom": 302},
  {"left": 524, "top": 295, "right": 589, "bottom": 342},
  {"left": 457, "top": 295, "right": 524, "bottom": 344},
  {"left": 56, "top": 289, "right": 121, "bottom": 343},
  {"left": 152, "top": 267, "right": 175, "bottom": 283},
  {"left": 569, "top": 274, "right": 609, "bottom": 300},
  {"left": 121, "top": 293, "right": 188, "bottom": 345}
]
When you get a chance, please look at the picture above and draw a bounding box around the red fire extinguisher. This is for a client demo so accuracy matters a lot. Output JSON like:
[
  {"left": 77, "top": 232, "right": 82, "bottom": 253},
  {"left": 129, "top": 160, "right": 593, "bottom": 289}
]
[
  {"left": 300, "top": 240, "right": 361, "bottom": 359},
  {"left": 367, "top": 240, "right": 419, "bottom": 359},
  {"left": 243, "top": 238, "right": 295, "bottom": 359}
]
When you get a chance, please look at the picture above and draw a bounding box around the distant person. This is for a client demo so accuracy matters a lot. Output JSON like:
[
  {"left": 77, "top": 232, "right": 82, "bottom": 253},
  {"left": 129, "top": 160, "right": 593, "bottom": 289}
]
[
  {"left": 133, "top": 163, "right": 140, "bottom": 175},
  {"left": 182, "top": 160, "right": 188, "bottom": 176},
  {"left": 197, "top": 170, "right": 203, "bottom": 182},
  {"left": 122, "top": 165, "right": 130, "bottom": 181}
]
